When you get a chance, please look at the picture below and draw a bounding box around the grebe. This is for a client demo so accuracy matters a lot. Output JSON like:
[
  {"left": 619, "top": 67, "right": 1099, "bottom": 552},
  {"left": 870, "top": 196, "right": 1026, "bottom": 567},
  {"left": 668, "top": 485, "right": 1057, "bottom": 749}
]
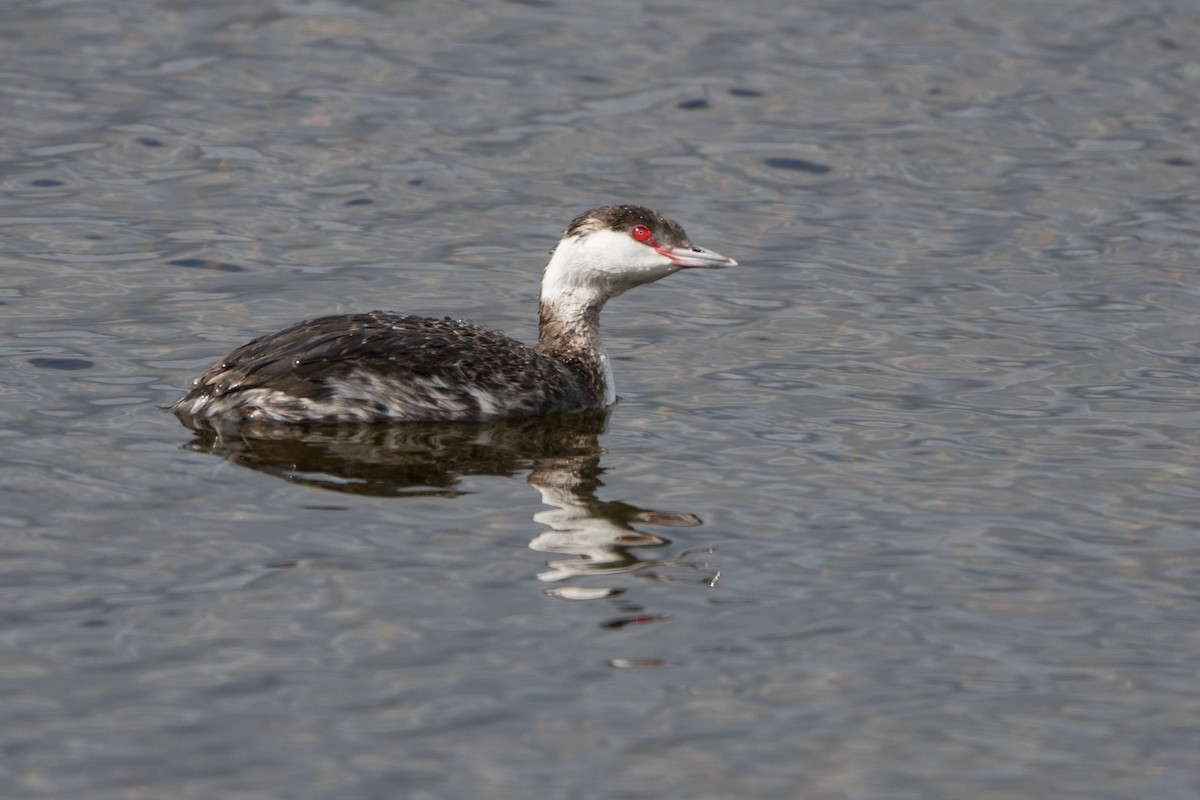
[{"left": 172, "top": 205, "right": 736, "bottom": 426}]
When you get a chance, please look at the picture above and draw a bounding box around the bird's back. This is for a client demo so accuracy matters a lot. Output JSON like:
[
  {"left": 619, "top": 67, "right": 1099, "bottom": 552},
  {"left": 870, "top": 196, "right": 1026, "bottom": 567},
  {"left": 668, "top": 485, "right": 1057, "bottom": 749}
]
[{"left": 172, "top": 311, "right": 595, "bottom": 426}]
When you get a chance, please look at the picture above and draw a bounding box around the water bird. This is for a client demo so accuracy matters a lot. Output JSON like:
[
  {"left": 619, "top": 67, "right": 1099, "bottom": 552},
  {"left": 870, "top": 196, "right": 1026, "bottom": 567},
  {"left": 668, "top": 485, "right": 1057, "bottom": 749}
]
[{"left": 172, "top": 205, "right": 735, "bottom": 426}]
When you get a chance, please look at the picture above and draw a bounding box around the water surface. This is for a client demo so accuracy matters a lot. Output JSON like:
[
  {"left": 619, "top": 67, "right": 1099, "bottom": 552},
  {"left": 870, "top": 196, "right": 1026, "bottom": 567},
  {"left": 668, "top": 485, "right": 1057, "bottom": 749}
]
[{"left": 3, "top": 0, "right": 1200, "bottom": 798}]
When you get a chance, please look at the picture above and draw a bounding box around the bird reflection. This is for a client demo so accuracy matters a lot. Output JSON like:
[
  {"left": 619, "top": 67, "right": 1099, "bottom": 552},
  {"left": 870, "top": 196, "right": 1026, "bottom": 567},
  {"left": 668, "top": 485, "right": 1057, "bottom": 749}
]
[
  {"left": 527, "top": 448, "right": 714, "bottom": 600},
  {"left": 180, "top": 412, "right": 716, "bottom": 607},
  {"left": 182, "top": 411, "right": 608, "bottom": 497}
]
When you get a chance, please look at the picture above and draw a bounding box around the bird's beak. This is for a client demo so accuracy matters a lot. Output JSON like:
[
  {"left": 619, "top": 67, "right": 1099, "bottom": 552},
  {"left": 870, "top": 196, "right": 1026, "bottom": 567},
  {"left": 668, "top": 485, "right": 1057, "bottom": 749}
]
[{"left": 656, "top": 245, "right": 738, "bottom": 270}]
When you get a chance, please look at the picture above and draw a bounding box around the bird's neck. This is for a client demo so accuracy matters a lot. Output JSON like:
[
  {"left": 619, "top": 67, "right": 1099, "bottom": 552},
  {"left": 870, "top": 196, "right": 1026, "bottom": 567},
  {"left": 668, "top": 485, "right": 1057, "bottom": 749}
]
[{"left": 536, "top": 291, "right": 615, "bottom": 406}]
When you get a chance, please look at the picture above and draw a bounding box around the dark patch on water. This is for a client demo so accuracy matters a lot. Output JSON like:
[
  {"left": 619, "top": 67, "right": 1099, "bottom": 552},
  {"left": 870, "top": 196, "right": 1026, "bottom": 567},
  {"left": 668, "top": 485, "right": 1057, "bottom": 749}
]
[
  {"left": 599, "top": 614, "right": 671, "bottom": 629},
  {"left": 763, "top": 156, "right": 832, "bottom": 174},
  {"left": 29, "top": 357, "right": 93, "bottom": 370},
  {"left": 168, "top": 258, "right": 247, "bottom": 272}
]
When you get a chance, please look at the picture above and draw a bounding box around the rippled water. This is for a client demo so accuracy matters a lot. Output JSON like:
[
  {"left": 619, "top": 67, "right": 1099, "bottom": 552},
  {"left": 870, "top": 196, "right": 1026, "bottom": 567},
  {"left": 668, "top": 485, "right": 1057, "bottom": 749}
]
[{"left": 3, "top": 0, "right": 1200, "bottom": 797}]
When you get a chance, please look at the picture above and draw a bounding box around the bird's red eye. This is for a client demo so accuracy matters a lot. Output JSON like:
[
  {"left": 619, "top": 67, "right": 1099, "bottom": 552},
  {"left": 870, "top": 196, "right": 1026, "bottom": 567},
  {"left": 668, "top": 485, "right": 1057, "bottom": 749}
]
[{"left": 631, "top": 224, "right": 653, "bottom": 243}]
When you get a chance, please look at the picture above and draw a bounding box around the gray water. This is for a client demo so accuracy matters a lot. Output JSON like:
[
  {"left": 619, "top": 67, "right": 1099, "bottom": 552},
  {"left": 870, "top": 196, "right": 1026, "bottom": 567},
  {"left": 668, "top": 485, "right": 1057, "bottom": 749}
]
[{"left": 3, "top": 0, "right": 1200, "bottom": 797}]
